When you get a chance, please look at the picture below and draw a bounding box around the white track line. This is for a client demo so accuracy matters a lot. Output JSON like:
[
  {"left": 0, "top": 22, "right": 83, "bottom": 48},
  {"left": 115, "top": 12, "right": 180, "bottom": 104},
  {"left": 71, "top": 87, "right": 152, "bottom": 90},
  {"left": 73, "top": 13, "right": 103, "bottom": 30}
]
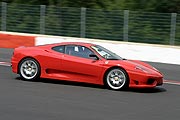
[
  {"left": 0, "top": 62, "right": 11, "bottom": 66},
  {"left": 164, "top": 80, "right": 180, "bottom": 86}
]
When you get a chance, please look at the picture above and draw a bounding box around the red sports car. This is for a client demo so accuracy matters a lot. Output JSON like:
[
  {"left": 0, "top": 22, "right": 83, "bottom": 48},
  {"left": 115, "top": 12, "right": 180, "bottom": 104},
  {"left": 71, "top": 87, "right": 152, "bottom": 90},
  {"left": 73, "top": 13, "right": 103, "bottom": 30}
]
[{"left": 11, "top": 42, "right": 163, "bottom": 90}]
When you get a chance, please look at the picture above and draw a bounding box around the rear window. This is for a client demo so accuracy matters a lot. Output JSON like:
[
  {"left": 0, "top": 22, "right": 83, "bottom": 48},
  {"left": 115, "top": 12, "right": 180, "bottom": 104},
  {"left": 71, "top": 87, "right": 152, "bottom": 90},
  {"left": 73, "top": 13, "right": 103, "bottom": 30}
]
[{"left": 52, "top": 45, "right": 65, "bottom": 53}]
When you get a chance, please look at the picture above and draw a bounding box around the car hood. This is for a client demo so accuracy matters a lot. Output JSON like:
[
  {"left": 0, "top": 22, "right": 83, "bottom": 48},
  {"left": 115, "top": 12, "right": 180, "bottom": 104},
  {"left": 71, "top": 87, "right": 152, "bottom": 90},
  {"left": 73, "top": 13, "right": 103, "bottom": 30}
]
[{"left": 106, "top": 59, "right": 162, "bottom": 76}]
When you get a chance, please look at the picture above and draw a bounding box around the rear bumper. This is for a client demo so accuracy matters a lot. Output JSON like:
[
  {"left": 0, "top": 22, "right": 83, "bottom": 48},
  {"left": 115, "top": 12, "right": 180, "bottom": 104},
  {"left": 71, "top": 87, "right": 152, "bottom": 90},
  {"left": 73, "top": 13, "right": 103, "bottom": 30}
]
[{"left": 11, "top": 57, "right": 19, "bottom": 73}]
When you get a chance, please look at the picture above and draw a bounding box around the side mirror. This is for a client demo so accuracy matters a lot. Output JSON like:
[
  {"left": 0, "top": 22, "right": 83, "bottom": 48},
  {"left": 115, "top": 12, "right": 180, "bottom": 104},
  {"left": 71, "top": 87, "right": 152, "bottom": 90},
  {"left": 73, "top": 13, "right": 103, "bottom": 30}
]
[{"left": 89, "top": 54, "right": 99, "bottom": 60}]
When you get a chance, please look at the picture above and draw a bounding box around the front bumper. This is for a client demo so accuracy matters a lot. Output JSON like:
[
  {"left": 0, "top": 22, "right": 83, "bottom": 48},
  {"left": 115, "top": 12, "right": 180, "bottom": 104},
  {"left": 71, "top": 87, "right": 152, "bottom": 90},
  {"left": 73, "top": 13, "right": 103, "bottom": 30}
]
[{"left": 128, "top": 71, "right": 163, "bottom": 88}]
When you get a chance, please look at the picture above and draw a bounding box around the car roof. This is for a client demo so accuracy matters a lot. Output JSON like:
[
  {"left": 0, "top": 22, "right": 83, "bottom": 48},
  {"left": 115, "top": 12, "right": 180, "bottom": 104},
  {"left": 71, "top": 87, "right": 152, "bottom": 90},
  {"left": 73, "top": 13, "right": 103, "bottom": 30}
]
[
  {"left": 42, "top": 42, "right": 96, "bottom": 48},
  {"left": 59, "top": 42, "right": 94, "bottom": 46}
]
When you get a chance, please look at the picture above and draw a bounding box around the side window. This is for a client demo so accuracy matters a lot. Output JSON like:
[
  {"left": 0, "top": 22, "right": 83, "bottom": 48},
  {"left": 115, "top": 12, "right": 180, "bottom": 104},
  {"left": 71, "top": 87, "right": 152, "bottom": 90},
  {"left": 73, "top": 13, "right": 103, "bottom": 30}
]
[
  {"left": 65, "top": 45, "right": 76, "bottom": 55},
  {"left": 65, "top": 45, "right": 94, "bottom": 59},
  {"left": 52, "top": 45, "right": 65, "bottom": 53},
  {"left": 79, "top": 46, "right": 94, "bottom": 59}
]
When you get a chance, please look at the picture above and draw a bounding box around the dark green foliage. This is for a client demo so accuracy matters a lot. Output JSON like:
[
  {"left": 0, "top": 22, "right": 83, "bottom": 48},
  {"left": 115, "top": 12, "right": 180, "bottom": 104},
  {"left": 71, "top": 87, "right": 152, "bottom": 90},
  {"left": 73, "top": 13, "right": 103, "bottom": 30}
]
[
  {"left": 86, "top": 9, "right": 124, "bottom": 40},
  {"left": 1, "top": 0, "right": 180, "bottom": 13},
  {"left": 6, "top": 4, "right": 40, "bottom": 34},
  {"left": 175, "top": 15, "right": 180, "bottom": 45},
  {"left": 45, "top": 6, "right": 81, "bottom": 37},
  {"left": 128, "top": 11, "right": 171, "bottom": 44}
]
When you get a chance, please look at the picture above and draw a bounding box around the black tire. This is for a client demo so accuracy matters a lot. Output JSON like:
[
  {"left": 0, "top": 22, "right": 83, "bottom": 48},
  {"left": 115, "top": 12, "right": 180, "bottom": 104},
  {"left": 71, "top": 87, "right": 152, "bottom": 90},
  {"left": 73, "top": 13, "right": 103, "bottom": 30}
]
[
  {"left": 19, "top": 58, "right": 40, "bottom": 80},
  {"left": 105, "top": 68, "right": 129, "bottom": 90}
]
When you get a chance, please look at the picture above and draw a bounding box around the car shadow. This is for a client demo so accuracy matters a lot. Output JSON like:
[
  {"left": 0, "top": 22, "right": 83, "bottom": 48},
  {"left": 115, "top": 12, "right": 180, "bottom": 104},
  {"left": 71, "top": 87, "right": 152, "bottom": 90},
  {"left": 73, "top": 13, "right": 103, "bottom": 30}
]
[
  {"left": 126, "top": 87, "right": 167, "bottom": 93},
  {"left": 16, "top": 77, "right": 105, "bottom": 89},
  {"left": 15, "top": 77, "right": 167, "bottom": 93}
]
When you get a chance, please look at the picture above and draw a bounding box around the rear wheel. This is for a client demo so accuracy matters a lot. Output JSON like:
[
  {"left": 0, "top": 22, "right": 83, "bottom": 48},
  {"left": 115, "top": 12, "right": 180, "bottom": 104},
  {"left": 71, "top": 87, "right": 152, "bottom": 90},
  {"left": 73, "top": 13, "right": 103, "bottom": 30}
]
[
  {"left": 105, "top": 68, "right": 129, "bottom": 90},
  {"left": 19, "top": 58, "right": 40, "bottom": 80}
]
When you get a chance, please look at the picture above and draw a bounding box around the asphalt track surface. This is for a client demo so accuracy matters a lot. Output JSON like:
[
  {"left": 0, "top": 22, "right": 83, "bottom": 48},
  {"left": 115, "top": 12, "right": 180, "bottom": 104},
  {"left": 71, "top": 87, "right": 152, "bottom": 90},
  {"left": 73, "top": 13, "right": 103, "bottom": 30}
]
[{"left": 0, "top": 48, "right": 180, "bottom": 120}]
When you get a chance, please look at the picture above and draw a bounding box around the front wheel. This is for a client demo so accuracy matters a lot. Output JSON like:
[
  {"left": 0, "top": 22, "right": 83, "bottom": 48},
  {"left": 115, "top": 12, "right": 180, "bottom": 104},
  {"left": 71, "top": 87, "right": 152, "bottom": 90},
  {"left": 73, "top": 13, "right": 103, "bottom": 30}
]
[
  {"left": 105, "top": 68, "right": 129, "bottom": 90},
  {"left": 19, "top": 58, "right": 40, "bottom": 80}
]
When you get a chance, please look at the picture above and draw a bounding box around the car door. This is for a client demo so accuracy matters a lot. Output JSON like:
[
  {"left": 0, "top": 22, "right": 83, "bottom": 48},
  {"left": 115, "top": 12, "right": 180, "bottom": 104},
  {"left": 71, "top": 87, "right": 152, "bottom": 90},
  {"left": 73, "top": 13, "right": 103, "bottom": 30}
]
[
  {"left": 40, "top": 45, "right": 65, "bottom": 76},
  {"left": 61, "top": 45, "right": 104, "bottom": 84}
]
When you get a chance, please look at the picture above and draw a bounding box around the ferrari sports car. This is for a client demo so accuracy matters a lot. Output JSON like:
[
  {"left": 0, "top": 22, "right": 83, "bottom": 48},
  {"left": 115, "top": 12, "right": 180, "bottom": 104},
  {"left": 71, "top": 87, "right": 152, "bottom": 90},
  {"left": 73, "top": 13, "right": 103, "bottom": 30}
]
[{"left": 11, "top": 42, "right": 163, "bottom": 90}]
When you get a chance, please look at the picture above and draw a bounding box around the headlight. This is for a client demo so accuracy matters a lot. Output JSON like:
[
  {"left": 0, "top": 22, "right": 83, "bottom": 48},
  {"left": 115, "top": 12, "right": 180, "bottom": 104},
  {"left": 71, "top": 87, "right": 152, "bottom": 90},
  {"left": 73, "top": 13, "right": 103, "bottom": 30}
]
[
  {"left": 135, "top": 66, "right": 148, "bottom": 73},
  {"left": 152, "top": 67, "right": 158, "bottom": 71},
  {"left": 152, "top": 67, "right": 162, "bottom": 75}
]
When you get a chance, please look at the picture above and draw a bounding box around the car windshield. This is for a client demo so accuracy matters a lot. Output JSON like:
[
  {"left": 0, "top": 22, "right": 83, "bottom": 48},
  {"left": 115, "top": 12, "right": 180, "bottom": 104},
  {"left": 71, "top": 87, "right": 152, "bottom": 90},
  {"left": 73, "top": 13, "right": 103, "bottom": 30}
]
[{"left": 91, "top": 45, "right": 123, "bottom": 60}]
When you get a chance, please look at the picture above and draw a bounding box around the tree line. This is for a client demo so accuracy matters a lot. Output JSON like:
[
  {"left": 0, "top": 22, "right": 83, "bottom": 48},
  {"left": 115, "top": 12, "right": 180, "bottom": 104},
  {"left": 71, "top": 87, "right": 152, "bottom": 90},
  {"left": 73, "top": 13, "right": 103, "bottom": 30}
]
[{"left": 1, "top": 0, "right": 180, "bottom": 13}]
